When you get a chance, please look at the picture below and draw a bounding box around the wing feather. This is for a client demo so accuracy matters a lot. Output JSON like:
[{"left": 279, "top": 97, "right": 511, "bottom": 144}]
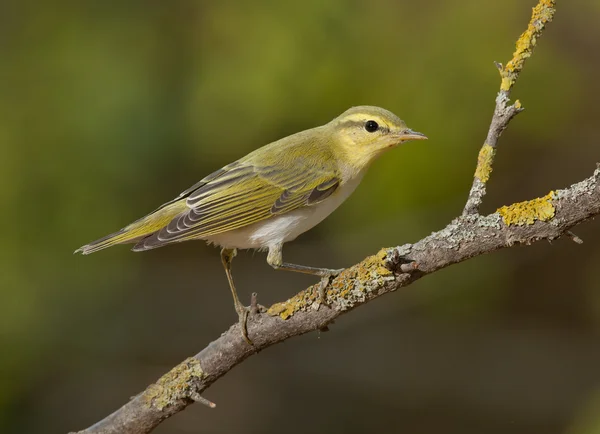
[
  {"left": 132, "top": 131, "right": 344, "bottom": 251},
  {"left": 136, "top": 161, "right": 340, "bottom": 250}
]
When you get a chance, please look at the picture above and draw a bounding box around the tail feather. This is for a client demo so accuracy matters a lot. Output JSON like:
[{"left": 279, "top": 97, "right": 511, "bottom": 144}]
[
  {"left": 75, "top": 199, "right": 188, "bottom": 255},
  {"left": 74, "top": 229, "right": 147, "bottom": 255}
]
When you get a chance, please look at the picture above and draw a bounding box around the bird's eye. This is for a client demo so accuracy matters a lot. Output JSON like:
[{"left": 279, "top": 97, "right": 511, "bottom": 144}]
[{"left": 364, "top": 120, "right": 379, "bottom": 133}]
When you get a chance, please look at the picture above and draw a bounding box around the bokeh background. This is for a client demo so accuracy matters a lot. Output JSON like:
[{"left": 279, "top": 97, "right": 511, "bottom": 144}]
[{"left": 2, "top": 0, "right": 600, "bottom": 433}]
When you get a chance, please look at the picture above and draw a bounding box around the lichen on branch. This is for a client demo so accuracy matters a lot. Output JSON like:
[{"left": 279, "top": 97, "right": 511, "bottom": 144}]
[
  {"left": 144, "top": 358, "right": 206, "bottom": 411},
  {"left": 501, "top": 0, "right": 557, "bottom": 92},
  {"left": 497, "top": 192, "right": 556, "bottom": 226},
  {"left": 268, "top": 249, "right": 394, "bottom": 320},
  {"left": 474, "top": 144, "right": 496, "bottom": 183}
]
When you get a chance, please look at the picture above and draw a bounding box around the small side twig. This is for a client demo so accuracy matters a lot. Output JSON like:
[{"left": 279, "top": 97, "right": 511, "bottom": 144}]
[
  {"left": 250, "top": 292, "right": 259, "bottom": 315},
  {"left": 399, "top": 261, "right": 419, "bottom": 273},
  {"left": 189, "top": 392, "right": 216, "bottom": 409},
  {"left": 463, "top": 0, "right": 556, "bottom": 215},
  {"left": 566, "top": 231, "right": 584, "bottom": 245}
]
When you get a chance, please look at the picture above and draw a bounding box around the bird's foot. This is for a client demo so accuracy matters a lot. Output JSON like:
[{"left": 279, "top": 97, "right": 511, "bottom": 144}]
[
  {"left": 234, "top": 302, "right": 253, "bottom": 345},
  {"left": 235, "top": 293, "right": 268, "bottom": 345}
]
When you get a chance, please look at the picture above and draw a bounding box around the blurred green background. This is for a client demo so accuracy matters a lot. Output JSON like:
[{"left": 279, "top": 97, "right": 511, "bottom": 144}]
[{"left": 2, "top": 0, "right": 600, "bottom": 433}]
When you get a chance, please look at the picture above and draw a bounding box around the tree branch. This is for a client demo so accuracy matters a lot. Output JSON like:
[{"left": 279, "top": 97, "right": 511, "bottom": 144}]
[
  {"left": 73, "top": 1, "right": 594, "bottom": 433},
  {"left": 74, "top": 166, "right": 600, "bottom": 434},
  {"left": 463, "top": 0, "right": 556, "bottom": 215}
]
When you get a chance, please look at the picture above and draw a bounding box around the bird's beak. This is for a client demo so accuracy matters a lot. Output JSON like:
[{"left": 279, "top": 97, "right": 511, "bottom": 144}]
[{"left": 398, "top": 129, "right": 428, "bottom": 141}]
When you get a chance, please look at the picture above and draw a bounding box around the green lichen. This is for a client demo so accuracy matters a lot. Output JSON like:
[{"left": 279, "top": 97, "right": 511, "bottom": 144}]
[
  {"left": 144, "top": 357, "right": 205, "bottom": 411},
  {"left": 501, "top": 0, "right": 556, "bottom": 91},
  {"left": 477, "top": 213, "right": 502, "bottom": 229},
  {"left": 497, "top": 192, "right": 556, "bottom": 226},
  {"left": 267, "top": 249, "right": 394, "bottom": 319}
]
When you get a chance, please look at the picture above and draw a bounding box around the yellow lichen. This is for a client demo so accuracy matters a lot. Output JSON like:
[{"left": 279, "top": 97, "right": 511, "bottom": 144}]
[
  {"left": 267, "top": 299, "right": 298, "bottom": 320},
  {"left": 500, "top": 0, "right": 556, "bottom": 91},
  {"left": 267, "top": 249, "right": 392, "bottom": 320},
  {"left": 497, "top": 191, "right": 556, "bottom": 226},
  {"left": 144, "top": 358, "right": 205, "bottom": 410},
  {"left": 267, "top": 282, "right": 322, "bottom": 319},
  {"left": 474, "top": 144, "right": 496, "bottom": 183}
]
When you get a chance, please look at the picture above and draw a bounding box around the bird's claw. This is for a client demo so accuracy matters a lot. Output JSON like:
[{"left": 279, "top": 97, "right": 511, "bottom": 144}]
[
  {"left": 234, "top": 303, "right": 253, "bottom": 345},
  {"left": 236, "top": 292, "right": 268, "bottom": 345}
]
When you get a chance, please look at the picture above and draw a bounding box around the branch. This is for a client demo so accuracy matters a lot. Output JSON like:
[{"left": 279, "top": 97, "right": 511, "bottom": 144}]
[
  {"left": 72, "top": 1, "right": 582, "bottom": 433},
  {"left": 74, "top": 166, "right": 600, "bottom": 434},
  {"left": 463, "top": 0, "right": 556, "bottom": 215}
]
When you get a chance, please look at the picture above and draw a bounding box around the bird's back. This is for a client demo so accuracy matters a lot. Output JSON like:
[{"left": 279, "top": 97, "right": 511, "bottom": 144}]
[{"left": 76, "top": 124, "right": 344, "bottom": 254}]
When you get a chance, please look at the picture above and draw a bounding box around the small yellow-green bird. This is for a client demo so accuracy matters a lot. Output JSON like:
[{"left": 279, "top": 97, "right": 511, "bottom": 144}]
[{"left": 76, "top": 106, "right": 426, "bottom": 343}]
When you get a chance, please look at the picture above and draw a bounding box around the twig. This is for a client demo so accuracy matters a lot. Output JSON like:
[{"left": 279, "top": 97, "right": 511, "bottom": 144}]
[
  {"left": 399, "top": 261, "right": 419, "bottom": 273},
  {"left": 463, "top": 0, "right": 556, "bottom": 215},
  {"left": 250, "top": 292, "right": 259, "bottom": 315},
  {"left": 566, "top": 231, "right": 584, "bottom": 244},
  {"left": 189, "top": 392, "right": 216, "bottom": 409}
]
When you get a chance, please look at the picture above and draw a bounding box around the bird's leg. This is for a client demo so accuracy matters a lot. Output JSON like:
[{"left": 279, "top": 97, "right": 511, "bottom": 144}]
[
  {"left": 220, "top": 248, "right": 252, "bottom": 345},
  {"left": 266, "top": 244, "right": 344, "bottom": 304}
]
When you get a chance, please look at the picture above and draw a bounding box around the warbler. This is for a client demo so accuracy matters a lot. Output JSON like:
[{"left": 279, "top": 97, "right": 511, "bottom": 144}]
[{"left": 76, "top": 106, "right": 426, "bottom": 343}]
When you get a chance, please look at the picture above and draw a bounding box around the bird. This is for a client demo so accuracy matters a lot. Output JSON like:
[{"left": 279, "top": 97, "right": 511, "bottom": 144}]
[{"left": 76, "top": 105, "right": 427, "bottom": 343}]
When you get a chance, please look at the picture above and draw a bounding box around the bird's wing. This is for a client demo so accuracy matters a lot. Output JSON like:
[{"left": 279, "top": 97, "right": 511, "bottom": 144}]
[{"left": 136, "top": 159, "right": 339, "bottom": 249}]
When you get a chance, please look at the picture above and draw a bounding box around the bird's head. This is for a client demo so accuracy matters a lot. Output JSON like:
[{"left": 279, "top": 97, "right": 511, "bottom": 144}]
[{"left": 328, "top": 105, "right": 427, "bottom": 171}]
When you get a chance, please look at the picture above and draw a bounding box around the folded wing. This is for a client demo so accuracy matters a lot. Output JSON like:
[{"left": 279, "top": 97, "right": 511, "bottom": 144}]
[{"left": 133, "top": 160, "right": 339, "bottom": 251}]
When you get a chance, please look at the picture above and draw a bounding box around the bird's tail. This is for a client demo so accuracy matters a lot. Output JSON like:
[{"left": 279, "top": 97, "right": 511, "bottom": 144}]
[{"left": 75, "top": 199, "right": 188, "bottom": 255}]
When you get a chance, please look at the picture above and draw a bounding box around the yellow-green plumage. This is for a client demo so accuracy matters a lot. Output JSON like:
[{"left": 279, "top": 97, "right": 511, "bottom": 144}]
[
  {"left": 76, "top": 106, "right": 426, "bottom": 255},
  {"left": 76, "top": 129, "right": 341, "bottom": 254},
  {"left": 75, "top": 200, "right": 188, "bottom": 254}
]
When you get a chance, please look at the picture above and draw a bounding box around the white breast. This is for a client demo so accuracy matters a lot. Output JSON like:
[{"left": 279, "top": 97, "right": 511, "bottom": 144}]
[{"left": 204, "top": 173, "right": 364, "bottom": 250}]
